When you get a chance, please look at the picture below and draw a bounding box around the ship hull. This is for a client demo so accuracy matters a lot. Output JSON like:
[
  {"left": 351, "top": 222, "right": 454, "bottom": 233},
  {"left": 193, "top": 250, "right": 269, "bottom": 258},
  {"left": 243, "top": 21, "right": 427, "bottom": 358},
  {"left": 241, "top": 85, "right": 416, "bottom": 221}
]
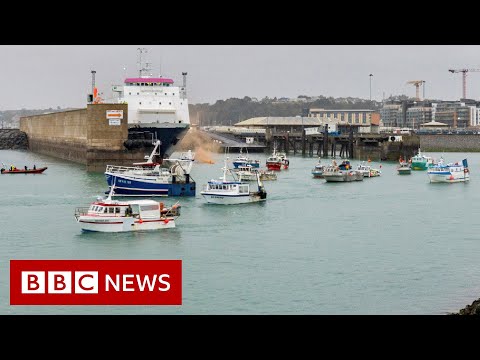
[
  {"left": 105, "top": 173, "right": 196, "bottom": 197},
  {"left": 127, "top": 123, "right": 190, "bottom": 159}
]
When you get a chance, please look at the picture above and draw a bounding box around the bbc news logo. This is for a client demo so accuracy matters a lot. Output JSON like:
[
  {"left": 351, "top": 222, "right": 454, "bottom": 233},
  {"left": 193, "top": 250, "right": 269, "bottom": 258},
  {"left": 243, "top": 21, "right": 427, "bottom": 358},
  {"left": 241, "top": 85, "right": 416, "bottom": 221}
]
[{"left": 10, "top": 260, "right": 181, "bottom": 305}]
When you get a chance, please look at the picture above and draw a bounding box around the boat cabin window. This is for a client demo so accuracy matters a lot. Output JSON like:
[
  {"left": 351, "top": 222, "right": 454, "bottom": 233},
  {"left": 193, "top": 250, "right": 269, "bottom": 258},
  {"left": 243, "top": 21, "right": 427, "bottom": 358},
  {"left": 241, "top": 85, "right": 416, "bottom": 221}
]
[
  {"left": 108, "top": 207, "right": 115, "bottom": 214},
  {"left": 140, "top": 204, "right": 160, "bottom": 211},
  {"left": 239, "top": 185, "right": 249, "bottom": 193},
  {"left": 139, "top": 204, "right": 160, "bottom": 219},
  {"left": 115, "top": 207, "right": 120, "bottom": 214}
]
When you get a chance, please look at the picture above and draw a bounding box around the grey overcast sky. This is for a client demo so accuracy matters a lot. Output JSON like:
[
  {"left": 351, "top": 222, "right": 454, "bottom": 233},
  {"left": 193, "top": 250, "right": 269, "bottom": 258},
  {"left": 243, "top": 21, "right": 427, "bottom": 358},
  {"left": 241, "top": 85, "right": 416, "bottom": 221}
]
[{"left": 2, "top": 45, "right": 480, "bottom": 110}]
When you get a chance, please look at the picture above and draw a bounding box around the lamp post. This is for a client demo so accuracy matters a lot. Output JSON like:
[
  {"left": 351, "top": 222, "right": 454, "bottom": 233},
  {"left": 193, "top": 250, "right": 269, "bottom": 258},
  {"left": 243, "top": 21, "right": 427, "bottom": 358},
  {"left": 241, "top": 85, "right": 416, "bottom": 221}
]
[{"left": 369, "top": 74, "right": 373, "bottom": 101}]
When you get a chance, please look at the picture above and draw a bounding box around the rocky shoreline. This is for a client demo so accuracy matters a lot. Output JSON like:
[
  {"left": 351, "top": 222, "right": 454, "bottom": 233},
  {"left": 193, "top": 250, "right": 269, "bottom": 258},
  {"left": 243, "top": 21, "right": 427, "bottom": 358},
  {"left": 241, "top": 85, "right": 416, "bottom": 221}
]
[
  {"left": 0, "top": 129, "right": 28, "bottom": 150},
  {"left": 454, "top": 298, "right": 480, "bottom": 315}
]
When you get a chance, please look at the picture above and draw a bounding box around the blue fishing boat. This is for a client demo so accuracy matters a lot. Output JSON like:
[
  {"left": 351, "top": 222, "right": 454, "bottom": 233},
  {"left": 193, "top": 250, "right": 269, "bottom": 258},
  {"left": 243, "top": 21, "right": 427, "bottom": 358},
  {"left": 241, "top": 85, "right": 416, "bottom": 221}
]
[
  {"left": 105, "top": 141, "right": 196, "bottom": 197},
  {"left": 232, "top": 148, "right": 260, "bottom": 168}
]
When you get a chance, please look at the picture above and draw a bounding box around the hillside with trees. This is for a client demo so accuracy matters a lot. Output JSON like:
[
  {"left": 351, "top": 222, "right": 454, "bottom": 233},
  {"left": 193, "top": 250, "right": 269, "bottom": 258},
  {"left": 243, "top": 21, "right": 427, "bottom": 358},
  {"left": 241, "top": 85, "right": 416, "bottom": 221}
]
[{"left": 189, "top": 95, "right": 384, "bottom": 126}]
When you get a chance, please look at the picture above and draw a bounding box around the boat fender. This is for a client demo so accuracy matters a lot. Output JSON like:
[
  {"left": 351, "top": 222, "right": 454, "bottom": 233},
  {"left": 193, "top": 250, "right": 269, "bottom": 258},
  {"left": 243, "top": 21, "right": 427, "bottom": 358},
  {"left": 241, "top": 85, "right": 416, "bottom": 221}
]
[
  {"left": 138, "top": 219, "right": 143, "bottom": 224},
  {"left": 464, "top": 168, "right": 469, "bottom": 173},
  {"left": 164, "top": 218, "right": 169, "bottom": 224}
]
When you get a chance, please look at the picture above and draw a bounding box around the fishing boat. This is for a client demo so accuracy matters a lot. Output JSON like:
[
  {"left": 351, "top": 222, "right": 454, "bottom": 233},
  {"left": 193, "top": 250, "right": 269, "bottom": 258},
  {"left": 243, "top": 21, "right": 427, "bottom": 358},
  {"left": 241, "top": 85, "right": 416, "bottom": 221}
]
[
  {"left": 105, "top": 140, "right": 196, "bottom": 196},
  {"left": 397, "top": 162, "right": 412, "bottom": 175},
  {"left": 277, "top": 151, "right": 290, "bottom": 169},
  {"left": 427, "top": 158, "right": 470, "bottom": 183},
  {"left": 323, "top": 160, "right": 363, "bottom": 182},
  {"left": 232, "top": 149, "right": 260, "bottom": 168},
  {"left": 200, "top": 158, "right": 267, "bottom": 205},
  {"left": 410, "top": 149, "right": 434, "bottom": 170},
  {"left": 356, "top": 162, "right": 381, "bottom": 178},
  {"left": 1, "top": 165, "right": 47, "bottom": 174},
  {"left": 311, "top": 158, "right": 325, "bottom": 178},
  {"left": 74, "top": 184, "right": 181, "bottom": 232},
  {"left": 234, "top": 165, "right": 277, "bottom": 181},
  {"left": 266, "top": 147, "right": 288, "bottom": 171}
]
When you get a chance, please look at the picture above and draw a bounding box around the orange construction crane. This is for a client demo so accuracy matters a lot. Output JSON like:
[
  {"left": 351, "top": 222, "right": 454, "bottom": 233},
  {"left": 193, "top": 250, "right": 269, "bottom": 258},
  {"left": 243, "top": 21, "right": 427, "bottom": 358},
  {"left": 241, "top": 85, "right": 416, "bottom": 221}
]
[
  {"left": 448, "top": 68, "right": 480, "bottom": 99},
  {"left": 406, "top": 80, "right": 424, "bottom": 101}
]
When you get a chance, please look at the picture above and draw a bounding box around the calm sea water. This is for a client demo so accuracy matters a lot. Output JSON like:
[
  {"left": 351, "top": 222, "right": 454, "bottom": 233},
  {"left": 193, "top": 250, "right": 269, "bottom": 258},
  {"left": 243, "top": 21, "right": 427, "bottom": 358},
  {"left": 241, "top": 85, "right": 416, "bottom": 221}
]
[{"left": 1, "top": 149, "right": 480, "bottom": 315}]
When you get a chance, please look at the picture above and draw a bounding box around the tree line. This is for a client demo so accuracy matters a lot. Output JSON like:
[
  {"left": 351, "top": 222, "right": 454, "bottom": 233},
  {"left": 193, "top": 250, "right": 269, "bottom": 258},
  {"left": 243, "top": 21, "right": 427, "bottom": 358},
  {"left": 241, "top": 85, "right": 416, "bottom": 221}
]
[{"left": 189, "top": 96, "right": 385, "bottom": 126}]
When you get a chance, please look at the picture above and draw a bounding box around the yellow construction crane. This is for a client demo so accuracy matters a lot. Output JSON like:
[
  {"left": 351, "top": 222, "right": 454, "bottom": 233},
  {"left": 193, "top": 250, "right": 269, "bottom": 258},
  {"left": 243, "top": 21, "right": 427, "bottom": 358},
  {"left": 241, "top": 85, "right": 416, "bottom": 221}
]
[
  {"left": 448, "top": 68, "right": 480, "bottom": 99},
  {"left": 406, "top": 80, "right": 424, "bottom": 101}
]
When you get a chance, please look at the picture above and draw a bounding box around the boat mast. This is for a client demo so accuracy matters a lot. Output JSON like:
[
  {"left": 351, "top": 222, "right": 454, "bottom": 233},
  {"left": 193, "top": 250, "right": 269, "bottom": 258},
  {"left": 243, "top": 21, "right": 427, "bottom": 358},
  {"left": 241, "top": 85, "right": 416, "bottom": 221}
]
[
  {"left": 221, "top": 157, "right": 229, "bottom": 182},
  {"left": 106, "top": 178, "right": 116, "bottom": 202},
  {"left": 137, "top": 47, "right": 153, "bottom": 78},
  {"left": 146, "top": 140, "right": 161, "bottom": 163}
]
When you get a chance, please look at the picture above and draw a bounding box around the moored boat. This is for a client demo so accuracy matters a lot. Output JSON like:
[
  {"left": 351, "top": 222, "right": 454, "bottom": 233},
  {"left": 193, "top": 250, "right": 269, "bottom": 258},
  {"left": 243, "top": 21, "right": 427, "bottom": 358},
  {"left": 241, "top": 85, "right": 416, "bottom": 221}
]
[
  {"left": 323, "top": 160, "right": 363, "bottom": 182},
  {"left": 427, "top": 158, "right": 470, "bottom": 183},
  {"left": 266, "top": 147, "right": 289, "bottom": 170},
  {"left": 397, "top": 162, "right": 412, "bottom": 175},
  {"left": 234, "top": 165, "right": 277, "bottom": 181},
  {"left": 312, "top": 158, "right": 325, "bottom": 178},
  {"left": 356, "top": 162, "right": 381, "bottom": 178},
  {"left": 232, "top": 149, "right": 260, "bottom": 168},
  {"left": 410, "top": 149, "right": 433, "bottom": 170}
]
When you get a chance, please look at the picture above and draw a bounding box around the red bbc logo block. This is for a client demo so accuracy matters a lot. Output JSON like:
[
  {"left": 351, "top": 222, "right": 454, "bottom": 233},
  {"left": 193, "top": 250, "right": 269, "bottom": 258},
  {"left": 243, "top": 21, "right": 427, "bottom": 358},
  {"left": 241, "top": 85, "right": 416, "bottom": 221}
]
[{"left": 10, "top": 260, "right": 182, "bottom": 305}]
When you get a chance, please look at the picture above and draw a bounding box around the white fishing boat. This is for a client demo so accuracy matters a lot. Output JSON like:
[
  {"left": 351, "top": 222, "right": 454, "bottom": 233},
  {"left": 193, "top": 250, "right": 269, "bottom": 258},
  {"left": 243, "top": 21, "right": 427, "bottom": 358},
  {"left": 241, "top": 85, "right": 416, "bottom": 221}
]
[
  {"left": 323, "top": 160, "right": 363, "bottom": 182},
  {"left": 311, "top": 158, "right": 325, "bottom": 178},
  {"left": 234, "top": 165, "right": 277, "bottom": 181},
  {"left": 74, "top": 184, "right": 180, "bottom": 232},
  {"left": 356, "top": 161, "right": 381, "bottom": 178},
  {"left": 200, "top": 158, "right": 267, "bottom": 205},
  {"left": 427, "top": 158, "right": 470, "bottom": 183}
]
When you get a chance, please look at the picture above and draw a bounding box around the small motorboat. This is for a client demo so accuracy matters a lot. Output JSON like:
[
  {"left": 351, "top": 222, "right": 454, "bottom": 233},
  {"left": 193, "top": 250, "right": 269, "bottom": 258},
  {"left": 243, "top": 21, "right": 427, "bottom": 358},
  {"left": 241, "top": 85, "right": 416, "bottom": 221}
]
[{"left": 1, "top": 166, "right": 47, "bottom": 174}]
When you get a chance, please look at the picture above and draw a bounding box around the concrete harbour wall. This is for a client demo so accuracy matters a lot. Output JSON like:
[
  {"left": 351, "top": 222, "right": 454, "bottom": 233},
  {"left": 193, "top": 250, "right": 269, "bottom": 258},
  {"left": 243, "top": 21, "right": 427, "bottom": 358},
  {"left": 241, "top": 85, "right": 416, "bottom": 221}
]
[
  {"left": 420, "top": 134, "right": 480, "bottom": 152},
  {"left": 20, "top": 103, "right": 148, "bottom": 171}
]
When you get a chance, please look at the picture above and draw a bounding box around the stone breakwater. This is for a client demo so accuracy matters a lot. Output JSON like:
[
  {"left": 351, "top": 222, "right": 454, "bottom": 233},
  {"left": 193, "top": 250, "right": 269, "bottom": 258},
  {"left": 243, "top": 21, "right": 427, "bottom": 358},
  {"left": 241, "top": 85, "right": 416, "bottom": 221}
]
[{"left": 0, "top": 129, "right": 28, "bottom": 150}]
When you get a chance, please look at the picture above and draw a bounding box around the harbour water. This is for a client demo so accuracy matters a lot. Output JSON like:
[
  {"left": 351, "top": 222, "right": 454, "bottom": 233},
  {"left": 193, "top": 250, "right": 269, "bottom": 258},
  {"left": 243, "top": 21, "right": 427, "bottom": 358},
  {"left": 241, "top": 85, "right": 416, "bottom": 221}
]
[{"left": 1, "top": 149, "right": 480, "bottom": 314}]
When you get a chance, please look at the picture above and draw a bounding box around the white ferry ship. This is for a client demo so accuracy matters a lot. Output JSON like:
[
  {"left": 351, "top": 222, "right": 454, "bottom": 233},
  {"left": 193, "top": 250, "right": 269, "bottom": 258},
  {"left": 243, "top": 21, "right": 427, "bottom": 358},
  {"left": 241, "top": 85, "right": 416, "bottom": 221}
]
[{"left": 111, "top": 48, "right": 190, "bottom": 159}]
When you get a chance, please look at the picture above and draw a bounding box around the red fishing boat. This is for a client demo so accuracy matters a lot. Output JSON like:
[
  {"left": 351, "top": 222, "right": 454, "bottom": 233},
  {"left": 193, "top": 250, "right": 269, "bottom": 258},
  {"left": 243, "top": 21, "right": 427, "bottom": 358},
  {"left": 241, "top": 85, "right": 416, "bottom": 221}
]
[
  {"left": 1, "top": 166, "right": 47, "bottom": 174},
  {"left": 266, "top": 147, "right": 289, "bottom": 171}
]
